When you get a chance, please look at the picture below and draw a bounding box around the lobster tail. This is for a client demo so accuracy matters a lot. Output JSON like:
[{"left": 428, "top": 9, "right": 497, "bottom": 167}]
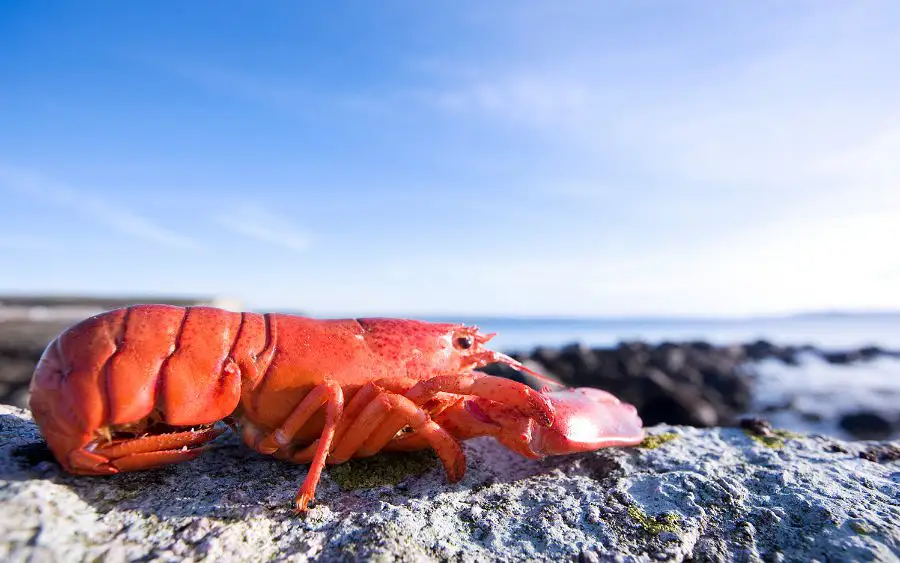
[
  {"left": 28, "top": 305, "right": 248, "bottom": 474},
  {"left": 29, "top": 307, "right": 130, "bottom": 471}
]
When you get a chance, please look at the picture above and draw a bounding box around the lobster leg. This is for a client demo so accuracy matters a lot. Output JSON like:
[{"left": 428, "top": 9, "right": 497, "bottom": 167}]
[
  {"left": 356, "top": 373, "right": 553, "bottom": 457},
  {"left": 75, "top": 426, "right": 226, "bottom": 474},
  {"left": 328, "top": 382, "right": 381, "bottom": 450},
  {"left": 279, "top": 382, "right": 381, "bottom": 460},
  {"left": 250, "top": 381, "right": 345, "bottom": 513},
  {"left": 327, "top": 390, "right": 466, "bottom": 482},
  {"left": 256, "top": 381, "right": 344, "bottom": 454},
  {"left": 275, "top": 381, "right": 382, "bottom": 464},
  {"left": 314, "top": 379, "right": 419, "bottom": 454}
]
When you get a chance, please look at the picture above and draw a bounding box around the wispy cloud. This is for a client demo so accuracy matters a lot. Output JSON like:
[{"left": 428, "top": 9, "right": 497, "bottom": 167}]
[
  {"left": 0, "top": 164, "right": 202, "bottom": 250},
  {"left": 413, "top": 3, "right": 900, "bottom": 220},
  {"left": 214, "top": 203, "right": 313, "bottom": 252},
  {"left": 420, "top": 74, "right": 592, "bottom": 127}
]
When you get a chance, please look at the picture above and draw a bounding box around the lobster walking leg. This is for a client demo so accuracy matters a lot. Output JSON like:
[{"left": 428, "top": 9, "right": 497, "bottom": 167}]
[
  {"left": 357, "top": 373, "right": 553, "bottom": 457},
  {"left": 105, "top": 448, "right": 210, "bottom": 472},
  {"left": 249, "top": 381, "right": 345, "bottom": 513},
  {"left": 256, "top": 381, "right": 344, "bottom": 454},
  {"left": 327, "top": 390, "right": 465, "bottom": 482},
  {"left": 327, "top": 382, "right": 381, "bottom": 450},
  {"left": 296, "top": 383, "right": 344, "bottom": 513},
  {"left": 281, "top": 382, "right": 384, "bottom": 463},
  {"left": 69, "top": 426, "right": 227, "bottom": 474},
  {"left": 305, "top": 379, "right": 423, "bottom": 458}
]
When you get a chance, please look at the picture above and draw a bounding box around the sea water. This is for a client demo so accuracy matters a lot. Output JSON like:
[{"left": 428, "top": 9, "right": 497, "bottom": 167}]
[{"left": 422, "top": 314, "right": 900, "bottom": 354}]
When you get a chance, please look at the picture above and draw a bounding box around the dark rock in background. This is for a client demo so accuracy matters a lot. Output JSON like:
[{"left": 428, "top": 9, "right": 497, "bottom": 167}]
[
  {"left": 484, "top": 340, "right": 761, "bottom": 428},
  {"left": 839, "top": 411, "right": 895, "bottom": 441},
  {"left": 0, "top": 340, "right": 50, "bottom": 409},
  {"left": 0, "top": 319, "right": 72, "bottom": 408}
]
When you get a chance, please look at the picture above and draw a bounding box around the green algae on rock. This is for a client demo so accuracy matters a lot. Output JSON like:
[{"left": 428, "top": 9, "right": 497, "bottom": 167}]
[
  {"left": 626, "top": 505, "right": 682, "bottom": 535},
  {"left": 638, "top": 432, "right": 679, "bottom": 449},
  {"left": 742, "top": 428, "right": 803, "bottom": 450},
  {"left": 328, "top": 449, "right": 439, "bottom": 490}
]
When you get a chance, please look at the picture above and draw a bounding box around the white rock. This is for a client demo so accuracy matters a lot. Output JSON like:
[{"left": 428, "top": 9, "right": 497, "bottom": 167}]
[{"left": 1, "top": 405, "right": 898, "bottom": 562}]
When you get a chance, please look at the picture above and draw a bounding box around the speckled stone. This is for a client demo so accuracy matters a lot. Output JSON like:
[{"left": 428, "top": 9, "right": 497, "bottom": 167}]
[{"left": 1, "top": 405, "right": 898, "bottom": 562}]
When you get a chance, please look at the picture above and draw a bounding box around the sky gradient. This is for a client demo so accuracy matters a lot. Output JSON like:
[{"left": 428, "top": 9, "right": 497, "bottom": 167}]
[{"left": 2, "top": 2, "right": 899, "bottom": 317}]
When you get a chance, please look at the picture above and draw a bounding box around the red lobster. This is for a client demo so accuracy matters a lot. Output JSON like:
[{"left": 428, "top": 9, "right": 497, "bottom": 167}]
[{"left": 28, "top": 305, "right": 645, "bottom": 513}]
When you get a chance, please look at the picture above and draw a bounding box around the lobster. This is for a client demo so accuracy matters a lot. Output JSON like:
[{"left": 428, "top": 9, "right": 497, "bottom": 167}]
[{"left": 27, "top": 304, "right": 645, "bottom": 513}]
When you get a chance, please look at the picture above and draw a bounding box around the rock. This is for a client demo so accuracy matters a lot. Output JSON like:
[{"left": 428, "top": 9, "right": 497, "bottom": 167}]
[
  {"left": 738, "top": 416, "right": 777, "bottom": 437},
  {"left": 815, "top": 344, "right": 900, "bottom": 364},
  {"left": 530, "top": 346, "right": 561, "bottom": 368},
  {"left": 859, "top": 346, "right": 886, "bottom": 361},
  {"left": 479, "top": 360, "right": 562, "bottom": 391},
  {"left": 637, "top": 369, "right": 721, "bottom": 427},
  {"left": 509, "top": 340, "right": 758, "bottom": 429},
  {"left": 858, "top": 443, "right": 900, "bottom": 463},
  {"left": 742, "top": 340, "right": 775, "bottom": 362},
  {"left": 0, "top": 355, "right": 41, "bottom": 410},
  {"left": 822, "top": 350, "right": 864, "bottom": 365},
  {"left": 742, "top": 340, "right": 802, "bottom": 366},
  {"left": 839, "top": 412, "right": 895, "bottom": 441},
  {"left": 2, "top": 405, "right": 898, "bottom": 562}
]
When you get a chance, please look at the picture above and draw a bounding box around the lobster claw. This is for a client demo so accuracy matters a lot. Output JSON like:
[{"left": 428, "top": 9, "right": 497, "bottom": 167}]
[
  {"left": 462, "top": 386, "right": 644, "bottom": 458},
  {"left": 530, "top": 387, "right": 645, "bottom": 455}
]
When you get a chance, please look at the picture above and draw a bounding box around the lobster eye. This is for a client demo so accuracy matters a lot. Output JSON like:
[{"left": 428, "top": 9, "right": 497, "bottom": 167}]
[{"left": 455, "top": 335, "right": 474, "bottom": 350}]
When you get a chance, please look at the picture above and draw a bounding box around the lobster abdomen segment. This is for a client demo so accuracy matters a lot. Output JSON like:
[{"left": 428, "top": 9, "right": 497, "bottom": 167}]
[
  {"left": 158, "top": 306, "right": 244, "bottom": 426},
  {"left": 105, "top": 305, "right": 186, "bottom": 426}
]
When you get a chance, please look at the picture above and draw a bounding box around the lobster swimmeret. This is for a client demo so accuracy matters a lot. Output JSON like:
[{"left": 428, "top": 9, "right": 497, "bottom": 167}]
[{"left": 28, "top": 305, "right": 645, "bottom": 513}]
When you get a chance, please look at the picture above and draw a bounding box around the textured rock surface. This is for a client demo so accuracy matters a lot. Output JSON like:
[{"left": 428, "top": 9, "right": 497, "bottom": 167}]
[{"left": 1, "top": 405, "right": 899, "bottom": 562}]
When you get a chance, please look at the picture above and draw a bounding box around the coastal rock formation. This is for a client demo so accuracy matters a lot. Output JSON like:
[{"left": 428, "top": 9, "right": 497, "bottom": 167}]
[
  {"left": 839, "top": 412, "right": 895, "bottom": 441},
  {"left": 2, "top": 405, "right": 898, "bottom": 562},
  {"left": 484, "top": 341, "right": 759, "bottom": 427}
]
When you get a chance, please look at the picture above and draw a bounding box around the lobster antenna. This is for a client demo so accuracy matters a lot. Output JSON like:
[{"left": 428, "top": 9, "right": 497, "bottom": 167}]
[{"left": 495, "top": 352, "right": 566, "bottom": 388}]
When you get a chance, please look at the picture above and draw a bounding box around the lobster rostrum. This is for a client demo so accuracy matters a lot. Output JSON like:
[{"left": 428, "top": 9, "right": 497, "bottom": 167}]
[{"left": 28, "top": 304, "right": 645, "bottom": 513}]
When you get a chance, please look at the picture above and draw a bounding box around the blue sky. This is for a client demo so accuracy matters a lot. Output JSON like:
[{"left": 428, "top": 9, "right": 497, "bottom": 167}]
[{"left": 1, "top": 2, "right": 899, "bottom": 317}]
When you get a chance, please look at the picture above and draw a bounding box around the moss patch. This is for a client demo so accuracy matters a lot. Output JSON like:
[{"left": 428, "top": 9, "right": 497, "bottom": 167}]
[
  {"left": 638, "top": 433, "right": 679, "bottom": 449},
  {"left": 849, "top": 520, "right": 872, "bottom": 535},
  {"left": 329, "top": 450, "right": 439, "bottom": 490},
  {"left": 626, "top": 505, "right": 682, "bottom": 536},
  {"left": 742, "top": 428, "right": 802, "bottom": 450}
]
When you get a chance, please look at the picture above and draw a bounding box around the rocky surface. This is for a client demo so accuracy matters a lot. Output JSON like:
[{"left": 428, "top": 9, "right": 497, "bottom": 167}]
[{"left": 2, "top": 405, "right": 899, "bottom": 562}]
